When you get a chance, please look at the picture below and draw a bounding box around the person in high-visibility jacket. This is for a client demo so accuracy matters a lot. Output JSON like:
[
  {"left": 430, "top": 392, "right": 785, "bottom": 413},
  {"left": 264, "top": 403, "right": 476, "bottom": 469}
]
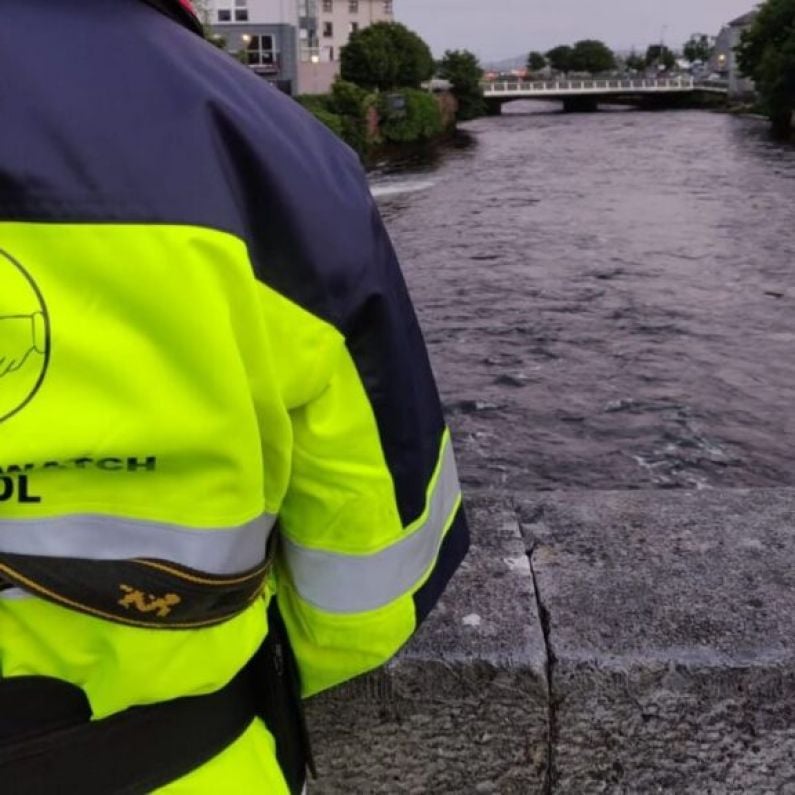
[{"left": 0, "top": 1, "right": 468, "bottom": 792}]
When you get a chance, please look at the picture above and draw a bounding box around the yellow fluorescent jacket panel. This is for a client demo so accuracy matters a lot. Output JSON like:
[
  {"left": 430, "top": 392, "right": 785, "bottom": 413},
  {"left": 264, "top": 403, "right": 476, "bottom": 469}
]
[{"left": 0, "top": 4, "right": 469, "bottom": 790}]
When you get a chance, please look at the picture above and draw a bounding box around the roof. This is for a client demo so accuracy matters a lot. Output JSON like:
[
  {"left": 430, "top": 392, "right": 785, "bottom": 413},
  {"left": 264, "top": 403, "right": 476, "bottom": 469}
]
[{"left": 729, "top": 10, "right": 758, "bottom": 28}]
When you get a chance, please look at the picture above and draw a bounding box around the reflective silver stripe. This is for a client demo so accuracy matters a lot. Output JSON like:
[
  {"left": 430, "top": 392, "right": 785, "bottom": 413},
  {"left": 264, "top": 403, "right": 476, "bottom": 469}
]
[
  {"left": 0, "top": 587, "right": 31, "bottom": 601},
  {"left": 282, "top": 438, "right": 462, "bottom": 614},
  {"left": 0, "top": 513, "right": 276, "bottom": 575}
]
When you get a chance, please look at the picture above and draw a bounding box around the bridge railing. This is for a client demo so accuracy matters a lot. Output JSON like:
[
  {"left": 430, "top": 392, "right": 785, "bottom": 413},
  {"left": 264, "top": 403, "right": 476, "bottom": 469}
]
[
  {"left": 482, "top": 77, "right": 695, "bottom": 95},
  {"left": 694, "top": 78, "right": 730, "bottom": 93}
]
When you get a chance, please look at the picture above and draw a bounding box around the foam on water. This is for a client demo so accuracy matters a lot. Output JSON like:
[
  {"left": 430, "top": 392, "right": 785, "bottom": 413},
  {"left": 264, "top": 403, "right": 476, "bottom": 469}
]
[{"left": 369, "top": 180, "right": 436, "bottom": 198}]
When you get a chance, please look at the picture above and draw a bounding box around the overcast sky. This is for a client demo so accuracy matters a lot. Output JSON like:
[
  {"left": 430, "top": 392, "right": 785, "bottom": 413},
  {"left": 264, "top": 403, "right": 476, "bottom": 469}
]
[{"left": 394, "top": 0, "right": 757, "bottom": 62}]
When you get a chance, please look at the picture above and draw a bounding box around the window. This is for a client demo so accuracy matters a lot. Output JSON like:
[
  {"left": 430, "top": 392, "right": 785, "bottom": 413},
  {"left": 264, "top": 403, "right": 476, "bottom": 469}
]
[
  {"left": 246, "top": 34, "right": 278, "bottom": 68},
  {"left": 349, "top": 21, "right": 359, "bottom": 34},
  {"left": 349, "top": 0, "right": 359, "bottom": 12},
  {"left": 322, "top": 21, "right": 333, "bottom": 38},
  {"left": 218, "top": 9, "right": 231, "bottom": 21},
  {"left": 235, "top": 9, "right": 249, "bottom": 21},
  {"left": 322, "top": 0, "right": 333, "bottom": 11},
  {"left": 235, "top": 0, "right": 247, "bottom": 5},
  {"left": 383, "top": 0, "right": 393, "bottom": 14}
]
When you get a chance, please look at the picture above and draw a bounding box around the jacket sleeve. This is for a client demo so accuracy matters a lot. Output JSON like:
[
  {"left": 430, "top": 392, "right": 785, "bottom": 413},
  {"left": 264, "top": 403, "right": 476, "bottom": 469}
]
[{"left": 271, "top": 181, "right": 469, "bottom": 698}]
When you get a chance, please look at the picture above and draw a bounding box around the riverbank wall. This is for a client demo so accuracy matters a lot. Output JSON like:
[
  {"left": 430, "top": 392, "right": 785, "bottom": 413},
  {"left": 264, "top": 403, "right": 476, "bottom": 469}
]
[{"left": 307, "top": 488, "right": 795, "bottom": 793}]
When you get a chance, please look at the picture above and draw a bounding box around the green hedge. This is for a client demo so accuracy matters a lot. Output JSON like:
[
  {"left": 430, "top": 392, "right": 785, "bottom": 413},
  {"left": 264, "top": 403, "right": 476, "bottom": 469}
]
[
  {"left": 295, "top": 94, "right": 333, "bottom": 114},
  {"left": 378, "top": 89, "right": 443, "bottom": 143},
  {"left": 296, "top": 84, "right": 369, "bottom": 155},
  {"left": 310, "top": 108, "right": 345, "bottom": 138},
  {"left": 296, "top": 84, "right": 445, "bottom": 157},
  {"left": 331, "top": 81, "right": 372, "bottom": 155}
]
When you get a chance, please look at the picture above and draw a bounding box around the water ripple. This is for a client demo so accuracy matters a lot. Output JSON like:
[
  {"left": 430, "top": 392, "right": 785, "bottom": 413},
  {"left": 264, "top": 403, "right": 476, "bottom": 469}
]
[{"left": 374, "top": 109, "right": 795, "bottom": 491}]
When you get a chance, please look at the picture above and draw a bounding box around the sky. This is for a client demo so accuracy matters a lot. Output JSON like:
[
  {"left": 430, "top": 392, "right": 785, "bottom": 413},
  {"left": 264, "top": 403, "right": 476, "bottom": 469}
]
[{"left": 394, "top": 0, "right": 758, "bottom": 62}]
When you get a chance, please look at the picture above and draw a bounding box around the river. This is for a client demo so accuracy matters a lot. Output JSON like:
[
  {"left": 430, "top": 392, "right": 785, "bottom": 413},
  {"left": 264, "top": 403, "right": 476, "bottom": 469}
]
[{"left": 369, "top": 105, "right": 795, "bottom": 492}]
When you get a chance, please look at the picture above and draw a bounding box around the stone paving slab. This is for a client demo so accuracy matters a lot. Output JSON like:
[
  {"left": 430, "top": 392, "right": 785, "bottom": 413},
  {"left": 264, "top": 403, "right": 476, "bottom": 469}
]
[
  {"left": 306, "top": 494, "right": 548, "bottom": 794},
  {"left": 519, "top": 488, "right": 795, "bottom": 794}
]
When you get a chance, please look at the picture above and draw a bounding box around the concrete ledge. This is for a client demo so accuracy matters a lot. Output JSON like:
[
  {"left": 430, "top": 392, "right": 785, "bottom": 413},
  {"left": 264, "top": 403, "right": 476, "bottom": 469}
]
[
  {"left": 306, "top": 496, "right": 548, "bottom": 794},
  {"left": 520, "top": 488, "right": 795, "bottom": 793},
  {"left": 306, "top": 489, "right": 795, "bottom": 793}
]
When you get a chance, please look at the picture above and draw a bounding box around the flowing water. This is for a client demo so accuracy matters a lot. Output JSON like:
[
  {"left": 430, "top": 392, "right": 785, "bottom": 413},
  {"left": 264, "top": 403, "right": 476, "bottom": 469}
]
[{"left": 370, "top": 105, "right": 795, "bottom": 492}]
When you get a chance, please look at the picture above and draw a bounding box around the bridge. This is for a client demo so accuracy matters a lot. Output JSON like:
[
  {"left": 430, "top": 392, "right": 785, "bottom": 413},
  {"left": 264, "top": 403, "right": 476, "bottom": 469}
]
[{"left": 482, "top": 77, "right": 728, "bottom": 113}]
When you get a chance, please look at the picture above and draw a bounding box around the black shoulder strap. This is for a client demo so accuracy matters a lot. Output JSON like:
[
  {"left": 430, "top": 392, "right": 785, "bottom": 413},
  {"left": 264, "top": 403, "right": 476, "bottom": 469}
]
[{"left": 140, "top": 0, "right": 205, "bottom": 37}]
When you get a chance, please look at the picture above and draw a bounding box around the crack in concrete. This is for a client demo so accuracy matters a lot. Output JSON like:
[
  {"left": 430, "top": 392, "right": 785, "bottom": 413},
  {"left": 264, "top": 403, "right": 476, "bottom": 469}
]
[
  {"left": 515, "top": 497, "right": 557, "bottom": 794},
  {"left": 528, "top": 540, "right": 557, "bottom": 795}
]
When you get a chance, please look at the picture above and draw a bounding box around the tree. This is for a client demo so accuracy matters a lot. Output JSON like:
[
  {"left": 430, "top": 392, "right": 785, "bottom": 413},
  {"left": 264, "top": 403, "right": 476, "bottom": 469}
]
[
  {"left": 546, "top": 45, "right": 573, "bottom": 73},
  {"left": 437, "top": 49, "right": 485, "bottom": 121},
  {"left": 645, "top": 44, "right": 677, "bottom": 71},
  {"left": 683, "top": 33, "right": 714, "bottom": 63},
  {"left": 624, "top": 51, "right": 646, "bottom": 72},
  {"left": 527, "top": 51, "right": 547, "bottom": 73},
  {"left": 569, "top": 39, "right": 616, "bottom": 73},
  {"left": 341, "top": 22, "right": 434, "bottom": 90},
  {"left": 737, "top": 0, "right": 795, "bottom": 135},
  {"left": 192, "top": 0, "right": 211, "bottom": 26}
]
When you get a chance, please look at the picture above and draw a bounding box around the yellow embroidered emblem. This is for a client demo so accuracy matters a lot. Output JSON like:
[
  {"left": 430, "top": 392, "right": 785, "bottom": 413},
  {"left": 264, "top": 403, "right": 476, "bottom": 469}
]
[{"left": 118, "top": 585, "right": 182, "bottom": 618}]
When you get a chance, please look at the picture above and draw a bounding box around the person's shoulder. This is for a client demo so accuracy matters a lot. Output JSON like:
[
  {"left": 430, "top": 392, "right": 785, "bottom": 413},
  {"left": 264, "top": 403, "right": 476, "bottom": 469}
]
[
  {"left": 165, "top": 29, "right": 378, "bottom": 324},
  {"left": 170, "top": 29, "right": 366, "bottom": 195}
]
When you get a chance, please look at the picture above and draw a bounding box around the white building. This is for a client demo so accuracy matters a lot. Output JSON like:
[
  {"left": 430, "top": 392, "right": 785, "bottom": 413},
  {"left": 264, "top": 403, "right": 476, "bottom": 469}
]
[
  {"left": 299, "top": 0, "right": 395, "bottom": 94},
  {"left": 203, "top": 1, "right": 394, "bottom": 95}
]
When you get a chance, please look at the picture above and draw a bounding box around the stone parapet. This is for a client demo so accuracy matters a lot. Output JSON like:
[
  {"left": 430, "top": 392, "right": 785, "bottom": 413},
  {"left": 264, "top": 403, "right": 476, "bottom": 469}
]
[
  {"left": 306, "top": 495, "right": 547, "bottom": 793},
  {"left": 306, "top": 489, "right": 795, "bottom": 793}
]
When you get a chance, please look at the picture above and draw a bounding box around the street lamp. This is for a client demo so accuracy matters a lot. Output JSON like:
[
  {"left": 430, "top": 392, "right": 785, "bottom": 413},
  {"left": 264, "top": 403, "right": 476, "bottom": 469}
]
[{"left": 239, "top": 33, "right": 252, "bottom": 66}]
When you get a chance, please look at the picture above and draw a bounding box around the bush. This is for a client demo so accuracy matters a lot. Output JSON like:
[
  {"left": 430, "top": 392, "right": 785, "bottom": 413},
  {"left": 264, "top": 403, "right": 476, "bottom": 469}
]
[
  {"left": 330, "top": 80, "right": 372, "bottom": 154},
  {"left": 296, "top": 86, "right": 370, "bottom": 155},
  {"left": 295, "top": 94, "right": 334, "bottom": 115},
  {"left": 379, "top": 89, "right": 443, "bottom": 143},
  {"left": 331, "top": 80, "right": 370, "bottom": 116},
  {"left": 313, "top": 109, "right": 345, "bottom": 138},
  {"left": 296, "top": 85, "right": 446, "bottom": 160}
]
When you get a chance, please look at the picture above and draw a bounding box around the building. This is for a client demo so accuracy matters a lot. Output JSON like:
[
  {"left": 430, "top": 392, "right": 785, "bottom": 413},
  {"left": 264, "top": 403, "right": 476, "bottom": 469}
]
[
  {"left": 203, "top": 1, "right": 299, "bottom": 94},
  {"left": 711, "top": 10, "right": 757, "bottom": 98},
  {"left": 298, "top": 0, "right": 394, "bottom": 94},
  {"left": 203, "top": 1, "right": 394, "bottom": 95}
]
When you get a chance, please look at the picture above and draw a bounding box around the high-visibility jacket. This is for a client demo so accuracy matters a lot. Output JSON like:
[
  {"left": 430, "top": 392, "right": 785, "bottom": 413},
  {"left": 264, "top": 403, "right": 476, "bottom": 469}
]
[{"left": 0, "top": 0, "right": 468, "bottom": 791}]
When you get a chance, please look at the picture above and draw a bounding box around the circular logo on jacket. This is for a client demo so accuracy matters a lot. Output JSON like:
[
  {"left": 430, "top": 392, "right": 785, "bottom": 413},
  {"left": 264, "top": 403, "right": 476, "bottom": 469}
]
[{"left": 0, "top": 250, "right": 50, "bottom": 424}]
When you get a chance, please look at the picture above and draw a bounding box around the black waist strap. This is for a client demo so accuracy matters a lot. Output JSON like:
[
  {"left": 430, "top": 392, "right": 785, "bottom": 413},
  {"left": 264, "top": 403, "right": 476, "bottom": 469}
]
[{"left": 0, "top": 599, "right": 312, "bottom": 794}]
